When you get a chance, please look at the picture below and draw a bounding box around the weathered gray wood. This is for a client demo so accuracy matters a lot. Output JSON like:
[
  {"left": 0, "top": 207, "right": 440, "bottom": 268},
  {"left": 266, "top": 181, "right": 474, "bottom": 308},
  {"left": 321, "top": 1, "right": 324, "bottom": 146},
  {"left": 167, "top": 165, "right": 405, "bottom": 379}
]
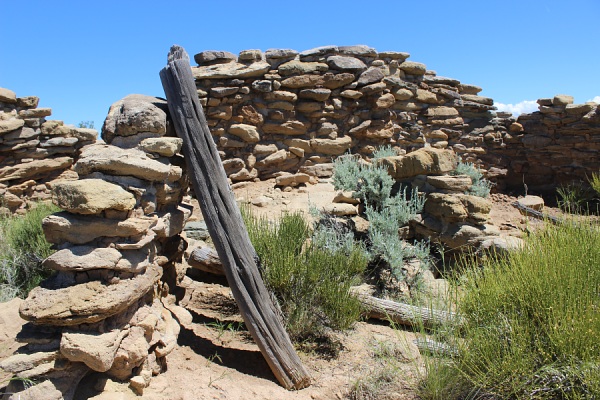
[
  {"left": 512, "top": 201, "right": 561, "bottom": 225},
  {"left": 350, "top": 287, "right": 461, "bottom": 329},
  {"left": 160, "top": 45, "right": 310, "bottom": 390},
  {"left": 188, "top": 246, "right": 225, "bottom": 276},
  {"left": 184, "top": 246, "right": 458, "bottom": 331}
]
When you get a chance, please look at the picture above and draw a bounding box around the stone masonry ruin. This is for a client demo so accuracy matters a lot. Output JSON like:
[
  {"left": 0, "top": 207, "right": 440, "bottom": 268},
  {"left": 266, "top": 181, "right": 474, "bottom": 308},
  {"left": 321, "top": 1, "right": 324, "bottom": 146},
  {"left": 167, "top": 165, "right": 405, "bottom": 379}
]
[{"left": 0, "top": 44, "right": 599, "bottom": 398}]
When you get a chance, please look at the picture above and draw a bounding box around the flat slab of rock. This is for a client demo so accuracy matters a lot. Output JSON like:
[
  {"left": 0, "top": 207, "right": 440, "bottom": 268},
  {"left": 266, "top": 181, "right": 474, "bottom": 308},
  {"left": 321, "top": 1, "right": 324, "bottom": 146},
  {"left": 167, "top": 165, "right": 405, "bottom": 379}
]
[
  {"left": 139, "top": 137, "right": 182, "bottom": 157},
  {"left": 322, "top": 203, "right": 358, "bottom": 216},
  {"left": 427, "top": 175, "right": 472, "bottom": 192},
  {"left": 517, "top": 195, "right": 544, "bottom": 212},
  {"left": 43, "top": 212, "right": 154, "bottom": 245},
  {"left": 43, "top": 246, "right": 122, "bottom": 271},
  {"left": 0, "top": 156, "right": 73, "bottom": 183},
  {"left": 74, "top": 144, "right": 171, "bottom": 182},
  {"left": 52, "top": 179, "right": 136, "bottom": 215},
  {"left": 192, "top": 61, "right": 270, "bottom": 79},
  {"left": 19, "top": 266, "right": 160, "bottom": 326}
]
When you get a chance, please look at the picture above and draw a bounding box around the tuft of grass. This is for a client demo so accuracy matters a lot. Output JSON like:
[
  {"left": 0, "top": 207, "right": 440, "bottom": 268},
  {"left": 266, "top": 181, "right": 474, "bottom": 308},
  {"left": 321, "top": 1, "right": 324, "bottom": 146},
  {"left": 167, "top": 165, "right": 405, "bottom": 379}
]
[
  {"left": 420, "top": 220, "right": 600, "bottom": 399},
  {"left": 0, "top": 202, "right": 59, "bottom": 301},
  {"left": 243, "top": 208, "right": 368, "bottom": 341},
  {"left": 556, "top": 182, "right": 596, "bottom": 214}
]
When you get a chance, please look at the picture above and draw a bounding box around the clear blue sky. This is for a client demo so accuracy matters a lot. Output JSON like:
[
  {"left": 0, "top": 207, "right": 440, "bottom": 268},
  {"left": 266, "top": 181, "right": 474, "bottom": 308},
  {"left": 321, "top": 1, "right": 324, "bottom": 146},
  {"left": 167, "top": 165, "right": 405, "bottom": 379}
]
[{"left": 1, "top": 0, "right": 598, "bottom": 128}]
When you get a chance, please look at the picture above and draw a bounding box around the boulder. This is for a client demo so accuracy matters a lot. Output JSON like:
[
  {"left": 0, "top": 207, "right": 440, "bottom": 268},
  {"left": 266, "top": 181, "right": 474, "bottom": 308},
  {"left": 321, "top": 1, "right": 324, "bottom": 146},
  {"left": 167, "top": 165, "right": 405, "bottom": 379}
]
[
  {"left": 378, "top": 148, "right": 458, "bottom": 180},
  {"left": 275, "top": 173, "right": 310, "bottom": 187},
  {"left": 52, "top": 179, "right": 136, "bottom": 215},
  {"left": 399, "top": 61, "right": 427, "bottom": 75},
  {"left": 19, "top": 265, "right": 160, "bottom": 326},
  {"left": 552, "top": 94, "right": 574, "bottom": 106},
  {"left": 357, "top": 67, "right": 384, "bottom": 86},
  {"left": 101, "top": 95, "right": 170, "bottom": 143}
]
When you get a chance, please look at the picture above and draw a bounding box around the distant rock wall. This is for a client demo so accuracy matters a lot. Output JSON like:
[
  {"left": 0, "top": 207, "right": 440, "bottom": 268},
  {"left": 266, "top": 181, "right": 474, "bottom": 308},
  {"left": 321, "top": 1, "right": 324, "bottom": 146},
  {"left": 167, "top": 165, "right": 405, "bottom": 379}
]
[
  {"left": 0, "top": 87, "right": 97, "bottom": 214},
  {"left": 191, "top": 45, "right": 600, "bottom": 193},
  {"left": 481, "top": 95, "right": 600, "bottom": 192}
]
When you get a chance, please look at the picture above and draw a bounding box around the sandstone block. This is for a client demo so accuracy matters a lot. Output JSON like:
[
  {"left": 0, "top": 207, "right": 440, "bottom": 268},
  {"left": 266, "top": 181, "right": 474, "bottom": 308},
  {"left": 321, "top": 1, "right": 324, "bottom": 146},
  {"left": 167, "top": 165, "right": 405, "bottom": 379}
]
[
  {"left": 60, "top": 330, "right": 127, "bottom": 372},
  {"left": 139, "top": 137, "right": 183, "bottom": 157},
  {"left": 340, "top": 90, "right": 363, "bottom": 99},
  {"left": 74, "top": 144, "right": 171, "bottom": 182},
  {"left": 262, "top": 121, "right": 307, "bottom": 135},
  {"left": 193, "top": 50, "right": 236, "bottom": 66},
  {"left": 426, "top": 106, "right": 459, "bottom": 117},
  {"left": 19, "top": 265, "right": 160, "bottom": 326},
  {"left": 310, "top": 136, "right": 352, "bottom": 155},
  {"left": 0, "top": 156, "right": 73, "bottom": 183},
  {"left": 376, "top": 93, "right": 396, "bottom": 109},
  {"left": 52, "top": 179, "right": 136, "bottom": 215},
  {"left": 400, "top": 61, "right": 427, "bottom": 75},
  {"left": 552, "top": 94, "right": 574, "bottom": 106},
  {"left": 322, "top": 203, "right": 358, "bottom": 216},
  {"left": 191, "top": 61, "right": 270, "bottom": 79},
  {"left": 357, "top": 67, "right": 384, "bottom": 86},
  {"left": 299, "top": 88, "right": 331, "bottom": 101},
  {"left": 378, "top": 147, "right": 458, "bottom": 180},
  {"left": 43, "top": 246, "right": 123, "bottom": 271},
  {"left": 517, "top": 195, "right": 544, "bottom": 212},
  {"left": 278, "top": 60, "right": 328, "bottom": 76},
  {"left": 280, "top": 74, "right": 325, "bottom": 88},
  {"left": 326, "top": 56, "right": 367, "bottom": 73},
  {"left": 0, "top": 87, "right": 17, "bottom": 103},
  {"left": 426, "top": 175, "right": 472, "bottom": 192},
  {"left": 229, "top": 124, "right": 260, "bottom": 142},
  {"left": 322, "top": 72, "right": 355, "bottom": 89},
  {"left": 0, "top": 118, "right": 25, "bottom": 134},
  {"left": 42, "top": 212, "right": 154, "bottom": 244},
  {"left": 275, "top": 173, "right": 310, "bottom": 187}
]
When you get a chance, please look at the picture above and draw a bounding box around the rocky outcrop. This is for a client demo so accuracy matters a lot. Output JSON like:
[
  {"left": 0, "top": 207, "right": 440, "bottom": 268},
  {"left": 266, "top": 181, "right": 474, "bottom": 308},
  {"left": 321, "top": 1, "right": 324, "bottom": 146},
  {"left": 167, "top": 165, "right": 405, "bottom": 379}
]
[
  {"left": 3, "top": 95, "right": 192, "bottom": 399},
  {"left": 0, "top": 88, "right": 96, "bottom": 214}
]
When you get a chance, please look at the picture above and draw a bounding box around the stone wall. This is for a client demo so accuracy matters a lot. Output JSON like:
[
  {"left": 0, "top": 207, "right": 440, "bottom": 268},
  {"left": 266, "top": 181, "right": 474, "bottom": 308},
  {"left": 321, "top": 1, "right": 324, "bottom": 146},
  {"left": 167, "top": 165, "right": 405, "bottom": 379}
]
[
  {"left": 1, "top": 95, "right": 192, "bottom": 399},
  {"left": 191, "top": 45, "right": 600, "bottom": 194},
  {"left": 480, "top": 95, "right": 600, "bottom": 192},
  {"left": 0, "top": 87, "right": 97, "bottom": 214}
]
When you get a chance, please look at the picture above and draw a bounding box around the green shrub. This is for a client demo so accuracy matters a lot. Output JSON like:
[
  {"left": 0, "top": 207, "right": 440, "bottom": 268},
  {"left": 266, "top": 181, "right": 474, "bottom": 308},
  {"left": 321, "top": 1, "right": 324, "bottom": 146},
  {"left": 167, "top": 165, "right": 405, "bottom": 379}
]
[
  {"left": 589, "top": 172, "right": 600, "bottom": 197},
  {"left": 0, "top": 202, "right": 59, "bottom": 301},
  {"left": 420, "top": 221, "right": 600, "bottom": 399},
  {"left": 452, "top": 160, "right": 492, "bottom": 198},
  {"left": 243, "top": 208, "right": 368, "bottom": 341},
  {"left": 371, "top": 145, "right": 397, "bottom": 160},
  {"left": 556, "top": 182, "right": 596, "bottom": 214}
]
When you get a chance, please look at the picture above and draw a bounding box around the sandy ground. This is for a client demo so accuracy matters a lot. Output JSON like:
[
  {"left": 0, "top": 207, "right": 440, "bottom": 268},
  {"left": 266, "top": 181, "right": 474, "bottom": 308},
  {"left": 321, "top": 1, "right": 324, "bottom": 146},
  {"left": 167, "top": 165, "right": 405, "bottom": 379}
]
[{"left": 0, "top": 179, "right": 533, "bottom": 400}]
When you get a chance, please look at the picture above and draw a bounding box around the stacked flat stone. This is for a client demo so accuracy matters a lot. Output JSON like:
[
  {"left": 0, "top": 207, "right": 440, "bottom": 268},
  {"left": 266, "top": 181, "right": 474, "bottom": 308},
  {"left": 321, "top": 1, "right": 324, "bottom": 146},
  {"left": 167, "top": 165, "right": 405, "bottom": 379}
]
[
  {"left": 1, "top": 94, "right": 192, "bottom": 399},
  {"left": 0, "top": 87, "right": 97, "bottom": 214},
  {"left": 191, "top": 45, "right": 494, "bottom": 185}
]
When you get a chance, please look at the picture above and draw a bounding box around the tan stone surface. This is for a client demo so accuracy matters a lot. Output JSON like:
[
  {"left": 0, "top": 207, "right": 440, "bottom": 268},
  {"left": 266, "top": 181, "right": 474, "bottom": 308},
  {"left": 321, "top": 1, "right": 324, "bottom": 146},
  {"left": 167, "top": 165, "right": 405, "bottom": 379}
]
[{"left": 52, "top": 179, "right": 136, "bottom": 215}]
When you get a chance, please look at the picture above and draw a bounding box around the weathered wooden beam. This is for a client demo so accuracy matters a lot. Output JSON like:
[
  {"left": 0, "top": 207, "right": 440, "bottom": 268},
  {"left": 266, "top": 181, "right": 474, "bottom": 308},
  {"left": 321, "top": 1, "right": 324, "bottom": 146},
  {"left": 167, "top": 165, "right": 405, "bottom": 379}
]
[
  {"left": 512, "top": 201, "right": 561, "bottom": 225},
  {"left": 160, "top": 45, "right": 310, "bottom": 390},
  {"left": 186, "top": 245, "right": 458, "bottom": 331},
  {"left": 350, "top": 287, "right": 461, "bottom": 329}
]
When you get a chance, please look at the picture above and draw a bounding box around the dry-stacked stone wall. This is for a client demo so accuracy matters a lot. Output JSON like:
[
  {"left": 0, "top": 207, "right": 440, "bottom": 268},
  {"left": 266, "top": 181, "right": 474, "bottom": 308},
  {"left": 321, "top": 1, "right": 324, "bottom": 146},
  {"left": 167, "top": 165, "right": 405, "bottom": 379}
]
[
  {"left": 0, "top": 94, "right": 192, "bottom": 399},
  {"left": 191, "top": 45, "right": 498, "bottom": 184},
  {"left": 192, "top": 46, "right": 600, "bottom": 194},
  {"left": 480, "top": 95, "right": 600, "bottom": 192},
  {"left": 0, "top": 87, "right": 97, "bottom": 214}
]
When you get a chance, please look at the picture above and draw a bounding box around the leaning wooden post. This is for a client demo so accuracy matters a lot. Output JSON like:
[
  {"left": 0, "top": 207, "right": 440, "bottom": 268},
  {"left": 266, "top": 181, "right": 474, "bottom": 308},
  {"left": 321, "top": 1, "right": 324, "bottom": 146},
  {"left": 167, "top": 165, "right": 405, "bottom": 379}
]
[{"left": 160, "top": 45, "right": 310, "bottom": 390}]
